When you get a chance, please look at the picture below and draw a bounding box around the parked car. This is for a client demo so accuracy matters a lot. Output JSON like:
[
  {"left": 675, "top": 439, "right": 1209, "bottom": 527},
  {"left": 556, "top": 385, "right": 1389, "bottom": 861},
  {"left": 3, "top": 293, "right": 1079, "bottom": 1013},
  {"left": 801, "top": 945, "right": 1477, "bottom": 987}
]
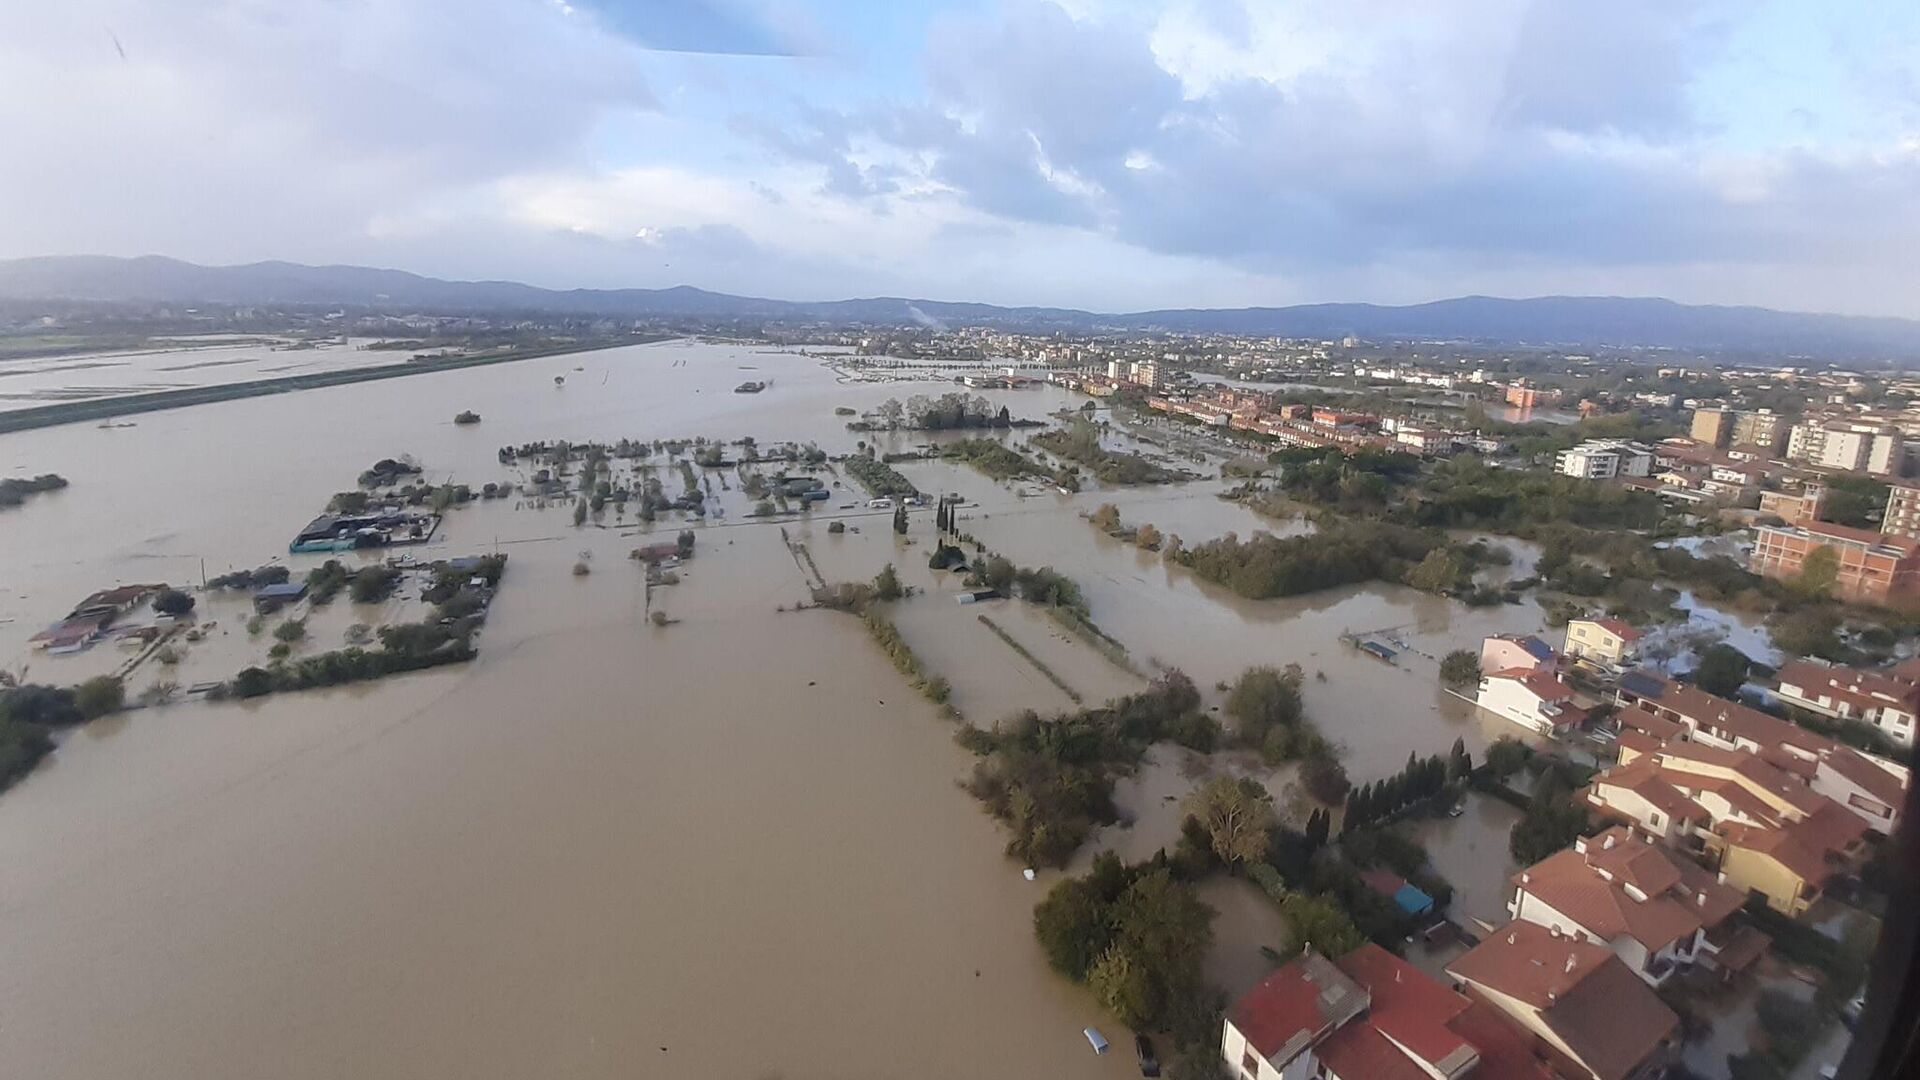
[
  {"left": 1082, "top": 1027, "right": 1109, "bottom": 1055},
  {"left": 1134, "top": 1034, "right": 1160, "bottom": 1077}
]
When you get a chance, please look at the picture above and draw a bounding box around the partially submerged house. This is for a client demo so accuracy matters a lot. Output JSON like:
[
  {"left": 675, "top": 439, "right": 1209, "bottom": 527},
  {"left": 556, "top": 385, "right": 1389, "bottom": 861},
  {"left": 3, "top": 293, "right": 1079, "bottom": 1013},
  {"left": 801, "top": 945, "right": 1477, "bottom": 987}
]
[
  {"left": 1477, "top": 668, "right": 1586, "bottom": 735},
  {"left": 1562, "top": 617, "right": 1643, "bottom": 672},
  {"left": 1480, "top": 634, "right": 1557, "bottom": 675}
]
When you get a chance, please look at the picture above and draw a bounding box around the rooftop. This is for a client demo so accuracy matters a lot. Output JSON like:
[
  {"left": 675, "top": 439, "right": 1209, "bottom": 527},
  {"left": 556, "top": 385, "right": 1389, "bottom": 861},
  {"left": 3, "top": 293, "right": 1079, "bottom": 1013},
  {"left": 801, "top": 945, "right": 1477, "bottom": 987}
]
[{"left": 1448, "top": 922, "right": 1678, "bottom": 1080}]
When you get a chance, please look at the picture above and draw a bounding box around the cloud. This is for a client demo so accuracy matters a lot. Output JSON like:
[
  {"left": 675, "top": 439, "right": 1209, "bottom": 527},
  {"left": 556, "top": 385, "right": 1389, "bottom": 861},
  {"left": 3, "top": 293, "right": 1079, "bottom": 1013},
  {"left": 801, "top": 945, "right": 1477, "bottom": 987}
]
[
  {"left": 0, "top": 0, "right": 654, "bottom": 262},
  {"left": 739, "top": 0, "right": 1920, "bottom": 313},
  {"left": 2, "top": 0, "right": 1918, "bottom": 316}
]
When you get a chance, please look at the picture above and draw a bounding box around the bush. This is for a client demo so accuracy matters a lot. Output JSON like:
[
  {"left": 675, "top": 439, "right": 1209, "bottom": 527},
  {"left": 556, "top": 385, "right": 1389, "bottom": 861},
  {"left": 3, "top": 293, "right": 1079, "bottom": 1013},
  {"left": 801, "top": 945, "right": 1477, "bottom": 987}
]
[
  {"left": 1226, "top": 665, "right": 1305, "bottom": 746},
  {"left": 1300, "top": 754, "right": 1351, "bottom": 803},
  {"left": 73, "top": 676, "right": 125, "bottom": 719},
  {"left": 273, "top": 619, "right": 308, "bottom": 644},
  {"left": 1439, "top": 649, "right": 1480, "bottom": 686},
  {"left": 1033, "top": 855, "right": 1213, "bottom": 1030},
  {"left": 349, "top": 566, "right": 401, "bottom": 604},
  {"left": 151, "top": 588, "right": 196, "bottom": 617}
]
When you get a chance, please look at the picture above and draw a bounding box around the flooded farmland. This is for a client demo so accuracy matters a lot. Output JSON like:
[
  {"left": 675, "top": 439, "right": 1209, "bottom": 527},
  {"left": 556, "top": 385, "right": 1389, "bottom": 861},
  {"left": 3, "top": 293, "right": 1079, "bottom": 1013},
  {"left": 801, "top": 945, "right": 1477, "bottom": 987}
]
[{"left": 0, "top": 338, "right": 1616, "bottom": 1078}]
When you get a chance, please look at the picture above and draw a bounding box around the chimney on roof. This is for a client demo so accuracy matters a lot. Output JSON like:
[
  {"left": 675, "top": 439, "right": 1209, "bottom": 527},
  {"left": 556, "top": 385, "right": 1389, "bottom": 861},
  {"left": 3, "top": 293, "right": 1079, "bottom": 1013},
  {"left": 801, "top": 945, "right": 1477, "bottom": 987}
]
[
  {"left": 1603, "top": 834, "right": 1616, "bottom": 849},
  {"left": 1698, "top": 892, "right": 1707, "bottom": 907},
  {"left": 1565, "top": 954, "right": 1577, "bottom": 974},
  {"left": 1508, "top": 932, "right": 1517, "bottom": 945}
]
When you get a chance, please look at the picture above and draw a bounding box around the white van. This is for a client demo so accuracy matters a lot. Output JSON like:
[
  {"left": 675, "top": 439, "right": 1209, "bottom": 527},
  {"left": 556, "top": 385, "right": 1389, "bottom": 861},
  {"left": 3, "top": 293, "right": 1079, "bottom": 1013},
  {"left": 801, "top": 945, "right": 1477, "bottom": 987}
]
[{"left": 867, "top": 498, "right": 894, "bottom": 509}]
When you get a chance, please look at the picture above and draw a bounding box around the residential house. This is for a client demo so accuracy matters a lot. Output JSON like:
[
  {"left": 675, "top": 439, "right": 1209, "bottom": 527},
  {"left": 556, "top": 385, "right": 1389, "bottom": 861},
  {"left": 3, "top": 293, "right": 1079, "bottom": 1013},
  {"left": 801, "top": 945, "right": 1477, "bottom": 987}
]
[
  {"left": 1506, "top": 826, "right": 1755, "bottom": 986},
  {"left": 1562, "top": 618, "right": 1642, "bottom": 671},
  {"left": 1810, "top": 750, "right": 1907, "bottom": 834},
  {"left": 1481, "top": 634, "right": 1557, "bottom": 675},
  {"left": 1224, "top": 943, "right": 1555, "bottom": 1080},
  {"left": 1583, "top": 738, "right": 1871, "bottom": 915},
  {"left": 1478, "top": 669, "right": 1585, "bottom": 735},
  {"left": 1447, "top": 921, "right": 1679, "bottom": 1080},
  {"left": 1775, "top": 659, "right": 1919, "bottom": 747}
]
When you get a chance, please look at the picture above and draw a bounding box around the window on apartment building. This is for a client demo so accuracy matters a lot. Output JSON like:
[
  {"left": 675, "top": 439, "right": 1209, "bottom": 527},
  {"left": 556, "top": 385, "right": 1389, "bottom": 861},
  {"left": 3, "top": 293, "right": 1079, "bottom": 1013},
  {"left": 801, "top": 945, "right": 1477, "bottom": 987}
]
[{"left": 1242, "top": 1050, "right": 1261, "bottom": 1078}]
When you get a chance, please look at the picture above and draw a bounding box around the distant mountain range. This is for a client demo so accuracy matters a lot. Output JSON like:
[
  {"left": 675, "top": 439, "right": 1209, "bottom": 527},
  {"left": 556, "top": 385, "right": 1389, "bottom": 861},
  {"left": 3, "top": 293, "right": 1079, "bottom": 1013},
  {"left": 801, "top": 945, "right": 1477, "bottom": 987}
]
[{"left": 5, "top": 254, "right": 1920, "bottom": 359}]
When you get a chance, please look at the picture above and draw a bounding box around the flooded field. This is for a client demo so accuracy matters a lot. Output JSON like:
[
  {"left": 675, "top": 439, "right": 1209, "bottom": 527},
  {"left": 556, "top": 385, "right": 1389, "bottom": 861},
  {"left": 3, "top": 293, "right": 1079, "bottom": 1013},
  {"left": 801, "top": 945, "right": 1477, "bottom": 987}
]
[
  {"left": 0, "top": 336, "right": 431, "bottom": 411},
  {"left": 0, "top": 338, "right": 1639, "bottom": 1078}
]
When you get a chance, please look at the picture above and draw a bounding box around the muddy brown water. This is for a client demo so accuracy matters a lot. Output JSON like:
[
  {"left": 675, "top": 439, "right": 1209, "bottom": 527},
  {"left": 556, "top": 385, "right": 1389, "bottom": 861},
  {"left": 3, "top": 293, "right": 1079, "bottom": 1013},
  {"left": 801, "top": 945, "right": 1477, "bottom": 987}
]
[{"left": 0, "top": 339, "right": 1759, "bottom": 1078}]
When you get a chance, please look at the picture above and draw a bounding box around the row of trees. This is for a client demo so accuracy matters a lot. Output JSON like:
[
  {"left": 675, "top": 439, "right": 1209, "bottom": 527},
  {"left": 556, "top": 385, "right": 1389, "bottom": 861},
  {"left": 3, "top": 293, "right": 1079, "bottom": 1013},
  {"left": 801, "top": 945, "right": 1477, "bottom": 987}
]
[
  {"left": 1341, "top": 740, "right": 1472, "bottom": 832},
  {"left": 866, "top": 393, "right": 1012, "bottom": 431}
]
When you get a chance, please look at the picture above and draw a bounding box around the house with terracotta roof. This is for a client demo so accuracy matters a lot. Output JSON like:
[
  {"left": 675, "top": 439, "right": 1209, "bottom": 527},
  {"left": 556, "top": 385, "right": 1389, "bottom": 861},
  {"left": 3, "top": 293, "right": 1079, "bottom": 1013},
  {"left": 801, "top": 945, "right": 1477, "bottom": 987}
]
[
  {"left": 1614, "top": 671, "right": 1834, "bottom": 774},
  {"left": 1478, "top": 668, "right": 1586, "bottom": 735},
  {"left": 1715, "top": 799, "right": 1871, "bottom": 916},
  {"left": 1775, "top": 659, "right": 1920, "bottom": 747},
  {"left": 1584, "top": 759, "right": 1706, "bottom": 844},
  {"left": 1614, "top": 669, "right": 1908, "bottom": 835},
  {"left": 1582, "top": 739, "right": 1872, "bottom": 915},
  {"left": 1447, "top": 921, "right": 1679, "bottom": 1080},
  {"left": 1811, "top": 749, "right": 1907, "bottom": 834},
  {"left": 1481, "top": 634, "right": 1557, "bottom": 676},
  {"left": 1507, "top": 826, "right": 1753, "bottom": 986},
  {"left": 1563, "top": 618, "right": 1642, "bottom": 672},
  {"left": 1222, "top": 944, "right": 1556, "bottom": 1080}
]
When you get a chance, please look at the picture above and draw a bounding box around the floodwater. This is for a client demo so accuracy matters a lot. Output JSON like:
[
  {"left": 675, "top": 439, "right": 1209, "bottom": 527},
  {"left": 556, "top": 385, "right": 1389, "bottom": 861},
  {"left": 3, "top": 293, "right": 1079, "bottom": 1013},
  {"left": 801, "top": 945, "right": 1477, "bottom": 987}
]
[
  {"left": 0, "top": 338, "right": 1577, "bottom": 1078},
  {"left": 1404, "top": 792, "right": 1525, "bottom": 933},
  {"left": 0, "top": 336, "right": 421, "bottom": 410}
]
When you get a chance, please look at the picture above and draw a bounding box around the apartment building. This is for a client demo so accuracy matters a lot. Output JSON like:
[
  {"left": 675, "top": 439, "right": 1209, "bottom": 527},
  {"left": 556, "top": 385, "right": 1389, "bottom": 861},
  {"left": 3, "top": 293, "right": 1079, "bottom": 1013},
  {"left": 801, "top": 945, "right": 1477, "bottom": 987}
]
[
  {"left": 1749, "top": 519, "right": 1920, "bottom": 602},
  {"left": 1554, "top": 440, "right": 1653, "bottom": 480},
  {"left": 1689, "top": 408, "right": 1731, "bottom": 447},
  {"left": 1786, "top": 421, "right": 1904, "bottom": 476},
  {"left": 1882, "top": 484, "right": 1920, "bottom": 541},
  {"left": 1731, "top": 409, "right": 1789, "bottom": 453}
]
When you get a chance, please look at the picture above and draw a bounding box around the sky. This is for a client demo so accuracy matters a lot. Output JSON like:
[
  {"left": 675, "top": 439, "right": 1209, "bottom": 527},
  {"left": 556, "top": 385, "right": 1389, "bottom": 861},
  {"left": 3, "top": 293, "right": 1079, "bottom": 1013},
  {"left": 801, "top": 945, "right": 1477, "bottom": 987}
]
[{"left": 2, "top": 0, "right": 1918, "bottom": 316}]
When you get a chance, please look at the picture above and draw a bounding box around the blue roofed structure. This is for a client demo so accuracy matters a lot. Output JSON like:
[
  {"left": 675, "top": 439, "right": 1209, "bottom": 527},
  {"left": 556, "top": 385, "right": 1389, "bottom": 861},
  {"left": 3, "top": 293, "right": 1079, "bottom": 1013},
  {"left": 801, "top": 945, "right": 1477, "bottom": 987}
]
[{"left": 1617, "top": 669, "right": 1669, "bottom": 700}]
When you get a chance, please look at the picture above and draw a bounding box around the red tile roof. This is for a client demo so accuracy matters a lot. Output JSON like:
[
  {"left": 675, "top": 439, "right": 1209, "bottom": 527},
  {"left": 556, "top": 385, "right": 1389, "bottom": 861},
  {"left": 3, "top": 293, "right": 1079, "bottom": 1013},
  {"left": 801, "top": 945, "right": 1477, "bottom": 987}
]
[
  {"left": 1228, "top": 949, "right": 1367, "bottom": 1063},
  {"left": 1334, "top": 944, "right": 1474, "bottom": 1072},
  {"left": 1588, "top": 760, "right": 1706, "bottom": 822},
  {"left": 1819, "top": 748, "right": 1907, "bottom": 810},
  {"left": 1778, "top": 660, "right": 1920, "bottom": 714},
  {"left": 1585, "top": 616, "right": 1644, "bottom": 642},
  {"left": 1720, "top": 799, "right": 1868, "bottom": 885},
  {"left": 1315, "top": 1021, "right": 1436, "bottom": 1080},
  {"left": 1448, "top": 922, "right": 1677, "bottom": 1080},
  {"left": 1488, "top": 668, "right": 1576, "bottom": 702},
  {"left": 1446, "top": 1000, "right": 1557, "bottom": 1080},
  {"left": 1512, "top": 829, "right": 1739, "bottom": 953}
]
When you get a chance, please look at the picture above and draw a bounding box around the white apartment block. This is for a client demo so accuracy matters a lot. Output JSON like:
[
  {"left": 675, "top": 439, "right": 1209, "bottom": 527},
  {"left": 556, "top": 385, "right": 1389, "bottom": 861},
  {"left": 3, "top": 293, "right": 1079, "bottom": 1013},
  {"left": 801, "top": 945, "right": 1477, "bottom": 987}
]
[{"left": 1554, "top": 439, "right": 1654, "bottom": 480}]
